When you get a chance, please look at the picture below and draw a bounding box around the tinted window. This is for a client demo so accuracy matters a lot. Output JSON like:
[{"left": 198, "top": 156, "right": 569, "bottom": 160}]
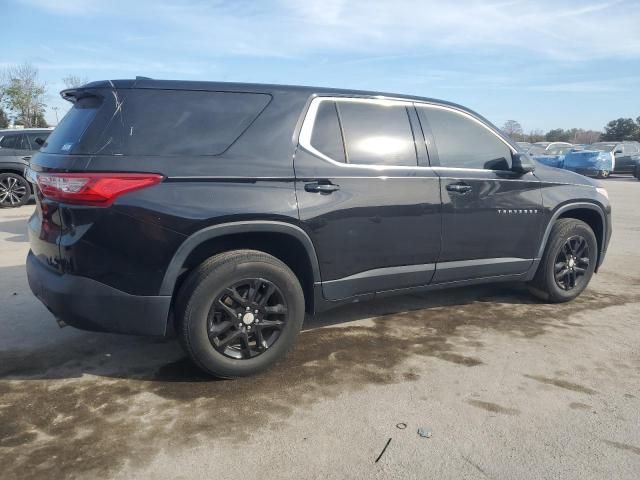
[
  {"left": 420, "top": 106, "right": 512, "bottom": 170},
  {"left": 0, "top": 134, "right": 18, "bottom": 149},
  {"left": 43, "top": 95, "right": 101, "bottom": 153},
  {"left": 623, "top": 143, "right": 639, "bottom": 154},
  {"left": 26, "top": 133, "right": 50, "bottom": 150},
  {"left": 43, "top": 89, "right": 271, "bottom": 156},
  {"left": 15, "top": 135, "right": 30, "bottom": 150},
  {"left": 310, "top": 101, "right": 345, "bottom": 162},
  {"left": 337, "top": 102, "right": 417, "bottom": 166}
]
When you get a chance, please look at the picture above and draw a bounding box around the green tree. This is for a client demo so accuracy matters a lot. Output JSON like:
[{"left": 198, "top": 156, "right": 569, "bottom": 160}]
[
  {"left": 545, "top": 128, "right": 571, "bottom": 142},
  {"left": 601, "top": 118, "right": 638, "bottom": 141},
  {"left": 2, "top": 63, "right": 47, "bottom": 128}
]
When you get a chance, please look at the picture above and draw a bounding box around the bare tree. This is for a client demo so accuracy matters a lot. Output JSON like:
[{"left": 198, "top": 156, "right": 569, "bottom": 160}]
[
  {"left": 527, "top": 129, "right": 545, "bottom": 143},
  {"left": 502, "top": 120, "right": 523, "bottom": 140},
  {"left": 2, "top": 63, "right": 47, "bottom": 127},
  {"left": 62, "top": 74, "right": 89, "bottom": 89}
]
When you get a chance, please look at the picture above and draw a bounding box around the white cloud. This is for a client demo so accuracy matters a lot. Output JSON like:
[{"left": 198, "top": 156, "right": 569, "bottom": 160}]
[{"left": 14, "top": 0, "right": 640, "bottom": 60}]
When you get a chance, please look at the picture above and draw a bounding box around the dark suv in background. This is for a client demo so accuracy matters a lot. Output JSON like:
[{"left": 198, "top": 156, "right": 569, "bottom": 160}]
[
  {"left": 0, "top": 128, "right": 51, "bottom": 207},
  {"left": 26, "top": 79, "right": 611, "bottom": 377}
]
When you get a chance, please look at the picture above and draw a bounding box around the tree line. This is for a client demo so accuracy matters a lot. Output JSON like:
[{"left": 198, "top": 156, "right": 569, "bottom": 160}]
[
  {"left": 0, "top": 63, "right": 86, "bottom": 129},
  {"left": 2, "top": 61, "right": 639, "bottom": 143},
  {"left": 503, "top": 117, "right": 640, "bottom": 145}
]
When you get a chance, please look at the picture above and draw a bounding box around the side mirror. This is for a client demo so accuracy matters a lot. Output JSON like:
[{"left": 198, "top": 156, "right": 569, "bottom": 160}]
[
  {"left": 614, "top": 149, "right": 623, "bottom": 155},
  {"left": 512, "top": 152, "right": 535, "bottom": 174},
  {"left": 34, "top": 137, "right": 45, "bottom": 146}
]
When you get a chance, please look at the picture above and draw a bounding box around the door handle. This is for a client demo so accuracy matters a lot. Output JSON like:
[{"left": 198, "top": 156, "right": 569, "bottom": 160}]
[
  {"left": 446, "top": 183, "right": 472, "bottom": 194},
  {"left": 304, "top": 182, "right": 340, "bottom": 193},
  {"left": 22, "top": 156, "right": 32, "bottom": 162}
]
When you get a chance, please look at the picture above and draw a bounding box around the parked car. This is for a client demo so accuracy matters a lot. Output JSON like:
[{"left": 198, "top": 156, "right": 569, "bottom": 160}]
[
  {"left": 588, "top": 141, "right": 640, "bottom": 175},
  {"left": 562, "top": 149, "right": 615, "bottom": 178},
  {"left": 0, "top": 128, "right": 52, "bottom": 207},
  {"left": 531, "top": 144, "right": 614, "bottom": 178},
  {"left": 516, "top": 141, "right": 532, "bottom": 151},
  {"left": 533, "top": 141, "right": 574, "bottom": 152},
  {"left": 26, "top": 79, "right": 612, "bottom": 377}
]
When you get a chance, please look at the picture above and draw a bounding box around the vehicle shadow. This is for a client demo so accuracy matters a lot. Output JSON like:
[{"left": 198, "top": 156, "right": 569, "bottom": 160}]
[{"left": 1, "top": 258, "right": 628, "bottom": 384}]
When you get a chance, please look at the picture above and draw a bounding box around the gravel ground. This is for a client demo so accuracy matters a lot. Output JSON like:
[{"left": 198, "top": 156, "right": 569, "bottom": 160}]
[{"left": 1, "top": 176, "right": 638, "bottom": 480}]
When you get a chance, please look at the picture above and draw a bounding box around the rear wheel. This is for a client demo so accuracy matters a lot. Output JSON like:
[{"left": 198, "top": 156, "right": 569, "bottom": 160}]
[
  {"left": 596, "top": 170, "right": 610, "bottom": 179},
  {"left": 528, "top": 219, "right": 597, "bottom": 303},
  {"left": 176, "top": 250, "right": 305, "bottom": 378},
  {"left": 0, "top": 173, "right": 30, "bottom": 208}
]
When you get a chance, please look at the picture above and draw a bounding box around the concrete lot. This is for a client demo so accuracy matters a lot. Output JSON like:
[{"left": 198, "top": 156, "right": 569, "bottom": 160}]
[{"left": 1, "top": 177, "right": 639, "bottom": 480}]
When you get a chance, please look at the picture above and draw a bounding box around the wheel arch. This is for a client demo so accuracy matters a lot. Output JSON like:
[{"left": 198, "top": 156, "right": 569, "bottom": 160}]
[
  {"left": 538, "top": 202, "right": 608, "bottom": 272},
  {"left": 160, "top": 221, "right": 321, "bottom": 314}
]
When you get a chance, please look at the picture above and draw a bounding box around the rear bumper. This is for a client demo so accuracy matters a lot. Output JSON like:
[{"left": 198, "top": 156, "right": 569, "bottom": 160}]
[{"left": 26, "top": 251, "right": 171, "bottom": 336}]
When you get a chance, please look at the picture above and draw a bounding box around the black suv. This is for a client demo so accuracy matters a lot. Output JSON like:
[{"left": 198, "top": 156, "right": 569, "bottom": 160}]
[
  {"left": 0, "top": 128, "right": 51, "bottom": 207},
  {"left": 26, "top": 79, "right": 612, "bottom": 377}
]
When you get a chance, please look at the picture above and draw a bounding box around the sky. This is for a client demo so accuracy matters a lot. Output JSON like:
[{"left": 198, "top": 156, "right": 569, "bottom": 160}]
[{"left": 2, "top": 0, "right": 639, "bottom": 131}]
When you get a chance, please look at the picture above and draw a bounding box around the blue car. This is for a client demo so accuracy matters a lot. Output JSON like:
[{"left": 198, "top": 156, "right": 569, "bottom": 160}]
[{"left": 531, "top": 145, "right": 613, "bottom": 179}]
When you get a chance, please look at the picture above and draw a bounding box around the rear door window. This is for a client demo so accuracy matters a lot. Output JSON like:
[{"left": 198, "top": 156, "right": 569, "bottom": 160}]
[
  {"left": 418, "top": 105, "right": 512, "bottom": 170},
  {"left": 26, "top": 133, "right": 50, "bottom": 150},
  {"left": 16, "top": 135, "right": 30, "bottom": 150},
  {"left": 337, "top": 101, "right": 417, "bottom": 166},
  {"left": 43, "top": 89, "right": 271, "bottom": 156},
  {"left": 309, "top": 100, "right": 345, "bottom": 163}
]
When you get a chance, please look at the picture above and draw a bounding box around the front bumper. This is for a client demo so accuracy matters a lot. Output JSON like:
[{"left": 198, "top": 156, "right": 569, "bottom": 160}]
[
  {"left": 566, "top": 167, "right": 601, "bottom": 177},
  {"left": 26, "top": 251, "right": 171, "bottom": 336}
]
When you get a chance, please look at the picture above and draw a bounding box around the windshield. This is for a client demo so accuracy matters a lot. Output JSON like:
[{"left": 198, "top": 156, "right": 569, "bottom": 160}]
[
  {"left": 589, "top": 143, "right": 616, "bottom": 152},
  {"left": 547, "top": 146, "right": 573, "bottom": 155}
]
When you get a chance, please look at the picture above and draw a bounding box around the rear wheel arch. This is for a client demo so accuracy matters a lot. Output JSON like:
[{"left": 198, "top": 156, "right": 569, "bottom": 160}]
[{"left": 161, "top": 221, "right": 321, "bottom": 314}]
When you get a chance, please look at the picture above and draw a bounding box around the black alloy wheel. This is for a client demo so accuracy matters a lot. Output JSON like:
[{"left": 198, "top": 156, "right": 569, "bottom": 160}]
[
  {"left": 554, "top": 235, "right": 590, "bottom": 291},
  {"left": 177, "top": 250, "right": 305, "bottom": 377},
  {"left": 209, "top": 278, "right": 288, "bottom": 359},
  {"left": 0, "top": 173, "right": 30, "bottom": 208}
]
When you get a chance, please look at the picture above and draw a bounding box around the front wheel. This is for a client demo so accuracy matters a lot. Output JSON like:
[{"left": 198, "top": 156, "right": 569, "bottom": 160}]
[
  {"left": 0, "top": 173, "right": 30, "bottom": 208},
  {"left": 596, "top": 170, "right": 610, "bottom": 179},
  {"left": 528, "top": 219, "right": 597, "bottom": 303},
  {"left": 176, "top": 250, "right": 305, "bottom": 378}
]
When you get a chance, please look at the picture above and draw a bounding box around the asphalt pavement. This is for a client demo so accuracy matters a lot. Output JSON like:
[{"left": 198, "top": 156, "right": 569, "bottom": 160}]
[{"left": 1, "top": 176, "right": 638, "bottom": 479}]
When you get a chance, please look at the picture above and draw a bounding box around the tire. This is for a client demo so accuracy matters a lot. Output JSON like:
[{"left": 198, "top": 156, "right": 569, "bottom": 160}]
[
  {"left": 596, "top": 170, "right": 610, "bottom": 179},
  {"left": 0, "top": 173, "right": 30, "bottom": 208},
  {"left": 176, "top": 249, "right": 305, "bottom": 378},
  {"left": 528, "top": 219, "right": 597, "bottom": 303}
]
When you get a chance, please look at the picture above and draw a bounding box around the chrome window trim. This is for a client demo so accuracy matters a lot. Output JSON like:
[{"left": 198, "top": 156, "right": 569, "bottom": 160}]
[
  {"left": 416, "top": 103, "right": 517, "bottom": 156},
  {"left": 298, "top": 96, "right": 428, "bottom": 171},
  {"left": 298, "top": 96, "right": 516, "bottom": 171}
]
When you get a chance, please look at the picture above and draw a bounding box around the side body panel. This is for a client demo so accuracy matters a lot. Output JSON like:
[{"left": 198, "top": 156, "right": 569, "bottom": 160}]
[
  {"left": 294, "top": 97, "right": 442, "bottom": 300},
  {"left": 28, "top": 89, "right": 309, "bottom": 296}
]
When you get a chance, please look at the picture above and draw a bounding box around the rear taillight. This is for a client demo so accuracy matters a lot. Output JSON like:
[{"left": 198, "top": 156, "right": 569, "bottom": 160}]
[{"left": 29, "top": 170, "right": 163, "bottom": 206}]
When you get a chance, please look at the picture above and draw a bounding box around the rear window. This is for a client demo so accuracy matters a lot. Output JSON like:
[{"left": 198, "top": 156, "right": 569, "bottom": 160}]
[{"left": 43, "top": 89, "right": 271, "bottom": 156}]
